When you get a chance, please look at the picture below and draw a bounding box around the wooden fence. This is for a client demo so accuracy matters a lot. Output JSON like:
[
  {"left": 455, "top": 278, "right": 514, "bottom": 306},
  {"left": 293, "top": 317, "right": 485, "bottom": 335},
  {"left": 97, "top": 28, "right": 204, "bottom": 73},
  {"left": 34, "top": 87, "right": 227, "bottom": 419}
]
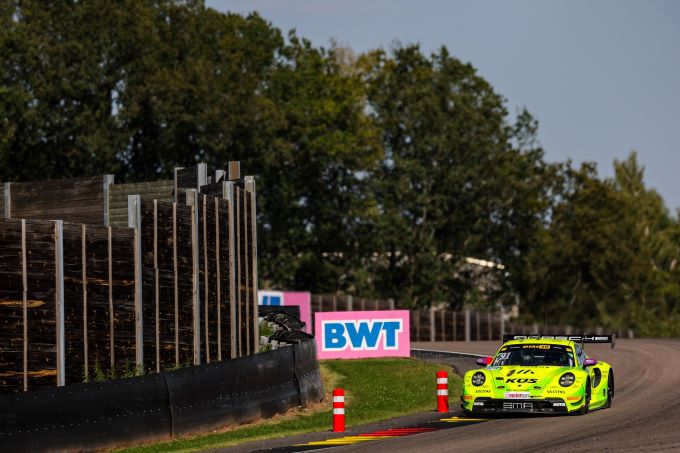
[
  {"left": 309, "top": 295, "right": 631, "bottom": 342},
  {"left": 0, "top": 164, "right": 259, "bottom": 393},
  {"left": 3, "top": 176, "right": 113, "bottom": 225}
]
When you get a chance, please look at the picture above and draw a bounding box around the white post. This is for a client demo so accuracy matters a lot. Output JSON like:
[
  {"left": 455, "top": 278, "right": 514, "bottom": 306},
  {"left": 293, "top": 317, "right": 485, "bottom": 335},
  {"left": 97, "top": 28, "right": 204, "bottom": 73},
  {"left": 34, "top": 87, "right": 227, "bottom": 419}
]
[{"left": 128, "top": 195, "right": 143, "bottom": 368}]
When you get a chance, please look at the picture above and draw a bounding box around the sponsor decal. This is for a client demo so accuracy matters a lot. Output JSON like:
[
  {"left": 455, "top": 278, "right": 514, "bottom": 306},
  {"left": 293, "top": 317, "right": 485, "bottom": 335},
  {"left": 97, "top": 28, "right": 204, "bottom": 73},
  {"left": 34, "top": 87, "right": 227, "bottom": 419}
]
[
  {"left": 504, "top": 391, "right": 530, "bottom": 399},
  {"left": 474, "top": 389, "right": 491, "bottom": 394},
  {"left": 503, "top": 402, "right": 533, "bottom": 410},
  {"left": 566, "top": 396, "right": 582, "bottom": 401},
  {"left": 522, "top": 344, "right": 550, "bottom": 349},
  {"left": 473, "top": 401, "right": 485, "bottom": 406},
  {"left": 552, "top": 402, "right": 567, "bottom": 407},
  {"left": 547, "top": 389, "right": 565, "bottom": 394},
  {"left": 464, "top": 395, "right": 474, "bottom": 400},
  {"left": 259, "top": 291, "right": 283, "bottom": 306},
  {"left": 315, "top": 311, "right": 410, "bottom": 359},
  {"left": 487, "top": 366, "right": 501, "bottom": 370},
  {"left": 505, "top": 378, "right": 538, "bottom": 383}
]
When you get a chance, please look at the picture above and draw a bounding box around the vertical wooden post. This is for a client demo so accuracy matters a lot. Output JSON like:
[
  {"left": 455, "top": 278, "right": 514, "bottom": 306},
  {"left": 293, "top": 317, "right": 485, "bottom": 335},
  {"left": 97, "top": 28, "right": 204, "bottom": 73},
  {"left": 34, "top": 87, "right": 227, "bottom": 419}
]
[
  {"left": 54, "top": 220, "right": 65, "bottom": 387},
  {"left": 108, "top": 227, "right": 114, "bottom": 369},
  {"left": 487, "top": 312, "right": 492, "bottom": 341},
  {"left": 464, "top": 308, "right": 471, "bottom": 342},
  {"left": 215, "top": 169, "right": 225, "bottom": 183},
  {"left": 173, "top": 167, "right": 184, "bottom": 203},
  {"left": 153, "top": 200, "right": 160, "bottom": 372},
  {"left": 21, "top": 220, "right": 27, "bottom": 391},
  {"left": 186, "top": 189, "right": 201, "bottom": 365},
  {"left": 429, "top": 307, "right": 436, "bottom": 342},
  {"left": 242, "top": 190, "right": 250, "bottom": 356},
  {"left": 4, "top": 182, "right": 12, "bottom": 218},
  {"left": 102, "top": 175, "right": 114, "bottom": 227},
  {"left": 224, "top": 181, "right": 237, "bottom": 359},
  {"left": 245, "top": 176, "right": 258, "bottom": 354},
  {"left": 234, "top": 187, "right": 242, "bottom": 357},
  {"left": 172, "top": 203, "right": 179, "bottom": 366},
  {"left": 441, "top": 308, "right": 446, "bottom": 341},
  {"left": 415, "top": 309, "right": 421, "bottom": 341},
  {"left": 388, "top": 298, "right": 395, "bottom": 310},
  {"left": 453, "top": 311, "right": 457, "bottom": 342},
  {"left": 215, "top": 197, "right": 222, "bottom": 361},
  {"left": 202, "top": 195, "right": 210, "bottom": 362},
  {"left": 228, "top": 161, "right": 241, "bottom": 181},
  {"left": 197, "top": 163, "right": 208, "bottom": 189},
  {"left": 346, "top": 295, "right": 353, "bottom": 311},
  {"left": 476, "top": 311, "right": 481, "bottom": 341},
  {"left": 128, "top": 195, "right": 143, "bottom": 368},
  {"left": 82, "top": 224, "right": 88, "bottom": 379}
]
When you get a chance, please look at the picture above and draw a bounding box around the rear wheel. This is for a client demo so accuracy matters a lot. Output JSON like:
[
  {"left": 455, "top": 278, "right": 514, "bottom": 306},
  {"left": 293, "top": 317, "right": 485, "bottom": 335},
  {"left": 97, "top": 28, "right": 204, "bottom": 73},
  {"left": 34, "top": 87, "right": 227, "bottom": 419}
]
[{"left": 605, "top": 372, "right": 615, "bottom": 408}]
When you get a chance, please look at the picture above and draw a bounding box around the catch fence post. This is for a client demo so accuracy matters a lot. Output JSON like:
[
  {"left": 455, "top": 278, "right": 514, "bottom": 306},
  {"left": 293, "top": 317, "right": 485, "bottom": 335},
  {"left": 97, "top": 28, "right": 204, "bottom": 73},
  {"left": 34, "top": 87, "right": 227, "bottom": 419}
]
[
  {"left": 333, "top": 388, "right": 345, "bottom": 432},
  {"left": 436, "top": 370, "right": 449, "bottom": 412}
]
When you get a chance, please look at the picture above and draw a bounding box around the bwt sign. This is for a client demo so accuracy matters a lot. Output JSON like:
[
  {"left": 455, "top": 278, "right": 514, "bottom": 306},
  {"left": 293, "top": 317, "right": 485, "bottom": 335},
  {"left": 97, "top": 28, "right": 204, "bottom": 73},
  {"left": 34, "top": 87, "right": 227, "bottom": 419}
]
[{"left": 315, "top": 311, "right": 410, "bottom": 359}]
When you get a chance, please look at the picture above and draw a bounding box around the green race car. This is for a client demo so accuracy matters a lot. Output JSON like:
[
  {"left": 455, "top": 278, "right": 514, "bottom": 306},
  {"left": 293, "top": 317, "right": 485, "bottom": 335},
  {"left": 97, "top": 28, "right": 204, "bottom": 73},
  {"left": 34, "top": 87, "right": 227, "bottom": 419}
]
[{"left": 461, "top": 335, "right": 615, "bottom": 415}]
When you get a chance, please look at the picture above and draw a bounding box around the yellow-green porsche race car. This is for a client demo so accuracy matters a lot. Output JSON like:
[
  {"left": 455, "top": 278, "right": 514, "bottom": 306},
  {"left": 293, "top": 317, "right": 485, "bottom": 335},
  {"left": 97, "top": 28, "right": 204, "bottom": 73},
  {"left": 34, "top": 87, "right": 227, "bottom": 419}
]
[{"left": 461, "top": 335, "right": 615, "bottom": 415}]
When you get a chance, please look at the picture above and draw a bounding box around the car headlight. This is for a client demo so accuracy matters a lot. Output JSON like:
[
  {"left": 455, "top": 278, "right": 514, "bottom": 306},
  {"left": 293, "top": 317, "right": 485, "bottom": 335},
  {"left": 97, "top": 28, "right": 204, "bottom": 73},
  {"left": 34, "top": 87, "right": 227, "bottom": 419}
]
[
  {"left": 559, "top": 372, "right": 575, "bottom": 387},
  {"left": 472, "top": 372, "right": 486, "bottom": 386}
]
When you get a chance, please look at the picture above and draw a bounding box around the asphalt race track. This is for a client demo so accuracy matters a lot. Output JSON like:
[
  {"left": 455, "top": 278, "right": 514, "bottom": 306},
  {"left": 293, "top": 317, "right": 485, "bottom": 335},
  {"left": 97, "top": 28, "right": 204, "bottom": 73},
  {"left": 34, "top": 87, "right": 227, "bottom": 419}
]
[{"left": 342, "top": 339, "right": 680, "bottom": 453}]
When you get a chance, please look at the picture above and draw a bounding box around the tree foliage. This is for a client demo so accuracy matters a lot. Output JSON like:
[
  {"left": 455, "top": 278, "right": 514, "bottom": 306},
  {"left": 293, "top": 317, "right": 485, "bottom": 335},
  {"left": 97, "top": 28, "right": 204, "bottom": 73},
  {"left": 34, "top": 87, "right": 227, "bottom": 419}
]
[{"left": 1, "top": 1, "right": 678, "bottom": 335}]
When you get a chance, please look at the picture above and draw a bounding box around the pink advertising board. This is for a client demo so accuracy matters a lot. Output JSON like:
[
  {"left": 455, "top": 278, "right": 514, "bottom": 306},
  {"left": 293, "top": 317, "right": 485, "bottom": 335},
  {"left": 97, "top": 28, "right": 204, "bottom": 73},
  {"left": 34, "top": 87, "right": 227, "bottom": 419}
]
[
  {"left": 258, "top": 291, "right": 312, "bottom": 333},
  {"left": 315, "top": 310, "right": 410, "bottom": 360}
]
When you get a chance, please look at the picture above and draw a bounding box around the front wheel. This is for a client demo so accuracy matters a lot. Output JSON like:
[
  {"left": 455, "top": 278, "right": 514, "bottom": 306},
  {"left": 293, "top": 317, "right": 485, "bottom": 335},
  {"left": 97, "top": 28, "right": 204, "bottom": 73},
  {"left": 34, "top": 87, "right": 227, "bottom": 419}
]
[{"left": 579, "top": 379, "right": 591, "bottom": 415}]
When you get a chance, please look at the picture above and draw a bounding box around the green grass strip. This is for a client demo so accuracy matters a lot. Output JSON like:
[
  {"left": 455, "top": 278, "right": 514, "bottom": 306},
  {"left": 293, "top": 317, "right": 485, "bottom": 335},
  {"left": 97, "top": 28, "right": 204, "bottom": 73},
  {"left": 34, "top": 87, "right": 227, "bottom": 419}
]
[{"left": 119, "top": 357, "right": 461, "bottom": 453}]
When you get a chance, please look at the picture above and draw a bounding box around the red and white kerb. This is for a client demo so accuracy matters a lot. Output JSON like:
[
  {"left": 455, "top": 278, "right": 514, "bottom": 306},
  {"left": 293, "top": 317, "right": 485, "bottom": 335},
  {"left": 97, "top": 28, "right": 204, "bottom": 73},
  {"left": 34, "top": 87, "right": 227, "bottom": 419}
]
[
  {"left": 436, "top": 370, "right": 449, "bottom": 412},
  {"left": 333, "top": 388, "right": 345, "bottom": 432}
]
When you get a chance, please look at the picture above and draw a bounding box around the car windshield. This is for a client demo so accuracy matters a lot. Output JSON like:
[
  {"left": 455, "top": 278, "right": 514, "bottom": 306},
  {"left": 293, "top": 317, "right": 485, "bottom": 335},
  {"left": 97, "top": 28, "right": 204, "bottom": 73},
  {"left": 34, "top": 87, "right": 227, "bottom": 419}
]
[{"left": 492, "top": 344, "right": 575, "bottom": 367}]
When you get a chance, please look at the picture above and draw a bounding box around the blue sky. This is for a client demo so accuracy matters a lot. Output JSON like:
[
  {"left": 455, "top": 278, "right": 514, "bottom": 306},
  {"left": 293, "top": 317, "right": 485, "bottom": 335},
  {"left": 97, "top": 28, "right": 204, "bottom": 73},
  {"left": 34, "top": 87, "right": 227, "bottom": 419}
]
[{"left": 207, "top": 0, "right": 680, "bottom": 212}]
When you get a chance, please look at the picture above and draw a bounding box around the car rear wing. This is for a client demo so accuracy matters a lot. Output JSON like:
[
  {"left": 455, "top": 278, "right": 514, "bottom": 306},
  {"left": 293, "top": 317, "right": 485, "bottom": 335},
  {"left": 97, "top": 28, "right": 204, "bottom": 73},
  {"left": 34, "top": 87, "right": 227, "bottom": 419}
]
[{"left": 502, "top": 334, "right": 615, "bottom": 349}]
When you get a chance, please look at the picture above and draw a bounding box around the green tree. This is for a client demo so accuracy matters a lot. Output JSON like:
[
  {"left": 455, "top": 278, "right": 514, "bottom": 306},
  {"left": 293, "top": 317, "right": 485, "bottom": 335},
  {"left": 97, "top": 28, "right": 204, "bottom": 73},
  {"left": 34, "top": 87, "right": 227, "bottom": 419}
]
[{"left": 360, "top": 45, "right": 555, "bottom": 308}]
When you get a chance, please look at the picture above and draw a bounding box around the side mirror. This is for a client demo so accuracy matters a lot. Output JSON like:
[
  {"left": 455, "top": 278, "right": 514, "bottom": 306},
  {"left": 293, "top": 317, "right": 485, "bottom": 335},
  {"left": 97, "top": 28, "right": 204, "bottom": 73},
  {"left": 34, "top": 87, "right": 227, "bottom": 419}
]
[
  {"left": 476, "top": 356, "right": 492, "bottom": 366},
  {"left": 584, "top": 358, "right": 598, "bottom": 367}
]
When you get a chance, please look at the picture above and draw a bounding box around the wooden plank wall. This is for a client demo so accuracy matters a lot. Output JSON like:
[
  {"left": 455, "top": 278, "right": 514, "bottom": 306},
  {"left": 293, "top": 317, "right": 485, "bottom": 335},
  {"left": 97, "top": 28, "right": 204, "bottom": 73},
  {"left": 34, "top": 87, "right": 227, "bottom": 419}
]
[
  {"left": 137, "top": 196, "right": 236, "bottom": 373},
  {"left": 0, "top": 164, "right": 261, "bottom": 392},
  {"left": 108, "top": 181, "right": 174, "bottom": 227},
  {"left": 62, "top": 224, "right": 136, "bottom": 383},
  {"left": 0, "top": 220, "right": 58, "bottom": 392},
  {"left": 7, "top": 177, "right": 108, "bottom": 225},
  {"left": 0, "top": 219, "right": 24, "bottom": 392}
]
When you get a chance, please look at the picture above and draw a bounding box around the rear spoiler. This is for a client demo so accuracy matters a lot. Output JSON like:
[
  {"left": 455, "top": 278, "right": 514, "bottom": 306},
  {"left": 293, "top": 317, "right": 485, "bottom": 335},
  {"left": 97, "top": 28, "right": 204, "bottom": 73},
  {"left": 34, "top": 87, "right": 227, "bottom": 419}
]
[{"left": 502, "top": 334, "right": 615, "bottom": 349}]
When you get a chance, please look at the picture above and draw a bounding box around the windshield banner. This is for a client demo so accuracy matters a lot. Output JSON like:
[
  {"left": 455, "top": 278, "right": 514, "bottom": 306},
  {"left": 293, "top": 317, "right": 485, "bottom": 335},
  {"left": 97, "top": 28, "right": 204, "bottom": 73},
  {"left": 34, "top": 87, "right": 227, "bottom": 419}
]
[{"left": 315, "top": 310, "right": 410, "bottom": 359}]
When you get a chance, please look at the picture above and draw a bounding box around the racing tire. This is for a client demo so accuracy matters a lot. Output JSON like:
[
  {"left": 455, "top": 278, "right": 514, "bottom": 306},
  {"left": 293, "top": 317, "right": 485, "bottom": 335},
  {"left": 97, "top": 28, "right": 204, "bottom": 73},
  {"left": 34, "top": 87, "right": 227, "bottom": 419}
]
[
  {"left": 605, "top": 372, "right": 614, "bottom": 408},
  {"left": 579, "top": 379, "right": 591, "bottom": 415}
]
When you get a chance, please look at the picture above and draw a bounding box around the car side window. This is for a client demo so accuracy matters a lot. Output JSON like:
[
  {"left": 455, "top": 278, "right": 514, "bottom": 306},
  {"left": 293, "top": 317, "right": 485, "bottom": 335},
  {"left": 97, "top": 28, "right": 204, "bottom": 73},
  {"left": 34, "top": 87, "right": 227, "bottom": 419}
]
[{"left": 575, "top": 345, "right": 585, "bottom": 366}]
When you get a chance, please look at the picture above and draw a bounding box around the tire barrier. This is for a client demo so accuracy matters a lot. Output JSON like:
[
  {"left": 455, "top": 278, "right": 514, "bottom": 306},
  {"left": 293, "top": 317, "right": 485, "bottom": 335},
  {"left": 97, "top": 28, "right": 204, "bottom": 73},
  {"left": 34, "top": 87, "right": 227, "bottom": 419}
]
[
  {"left": 0, "top": 340, "right": 323, "bottom": 452},
  {"left": 261, "top": 311, "right": 314, "bottom": 350}
]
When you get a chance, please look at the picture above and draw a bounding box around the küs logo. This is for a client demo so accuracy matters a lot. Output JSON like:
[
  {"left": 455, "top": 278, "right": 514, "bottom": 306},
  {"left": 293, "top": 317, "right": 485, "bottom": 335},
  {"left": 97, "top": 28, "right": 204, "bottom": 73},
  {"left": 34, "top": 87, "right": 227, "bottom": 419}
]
[{"left": 315, "top": 311, "right": 410, "bottom": 359}]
